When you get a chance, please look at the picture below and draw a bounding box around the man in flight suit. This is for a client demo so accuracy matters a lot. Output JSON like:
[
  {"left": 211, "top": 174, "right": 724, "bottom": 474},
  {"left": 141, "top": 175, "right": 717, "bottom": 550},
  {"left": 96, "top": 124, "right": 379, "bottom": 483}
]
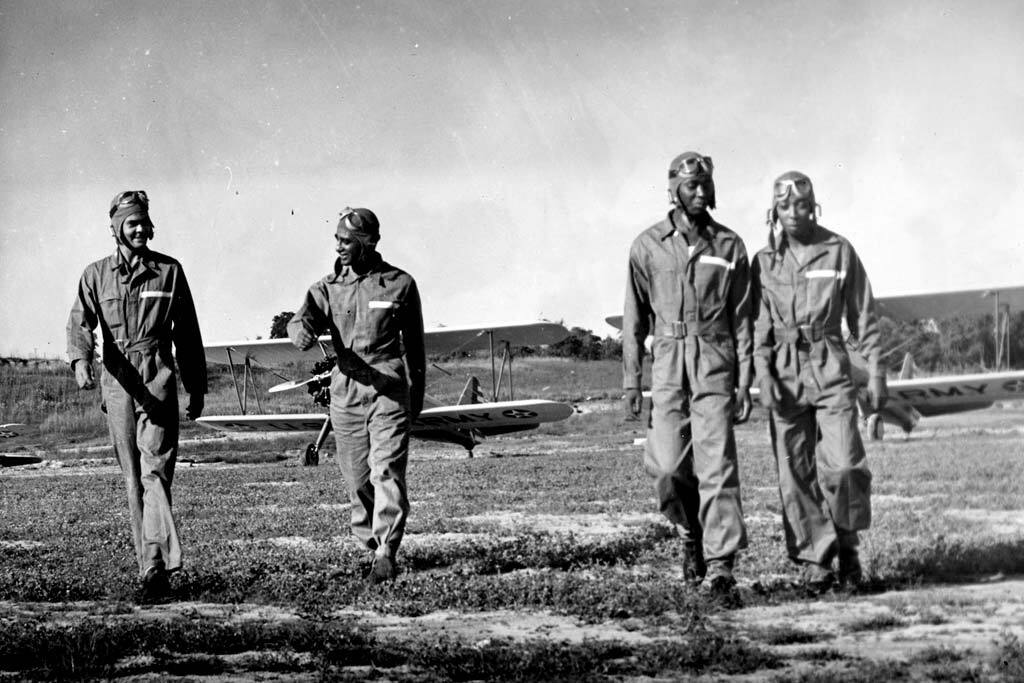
[
  {"left": 623, "top": 152, "right": 753, "bottom": 593},
  {"left": 67, "top": 190, "right": 206, "bottom": 601},
  {"left": 752, "top": 171, "right": 887, "bottom": 592},
  {"left": 288, "top": 207, "right": 425, "bottom": 584}
]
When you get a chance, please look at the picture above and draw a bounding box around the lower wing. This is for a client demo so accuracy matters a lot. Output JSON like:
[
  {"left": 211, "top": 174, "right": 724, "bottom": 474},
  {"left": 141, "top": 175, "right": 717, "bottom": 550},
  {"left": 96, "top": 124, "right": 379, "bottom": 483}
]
[{"left": 197, "top": 399, "right": 575, "bottom": 435}]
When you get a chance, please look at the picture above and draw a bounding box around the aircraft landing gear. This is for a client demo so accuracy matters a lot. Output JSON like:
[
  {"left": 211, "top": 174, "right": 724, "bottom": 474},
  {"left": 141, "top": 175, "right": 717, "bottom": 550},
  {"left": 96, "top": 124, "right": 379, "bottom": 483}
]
[
  {"left": 866, "top": 414, "right": 884, "bottom": 441},
  {"left": 301, "top": 418, "right": 333, "bottom": 466}
]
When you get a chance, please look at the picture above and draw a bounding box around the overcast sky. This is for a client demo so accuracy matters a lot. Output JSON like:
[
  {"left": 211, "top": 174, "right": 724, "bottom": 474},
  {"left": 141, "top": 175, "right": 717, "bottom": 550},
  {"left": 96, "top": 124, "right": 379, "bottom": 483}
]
[{"left": 2, "top": 0, "right": 1023, "bottom": 357}]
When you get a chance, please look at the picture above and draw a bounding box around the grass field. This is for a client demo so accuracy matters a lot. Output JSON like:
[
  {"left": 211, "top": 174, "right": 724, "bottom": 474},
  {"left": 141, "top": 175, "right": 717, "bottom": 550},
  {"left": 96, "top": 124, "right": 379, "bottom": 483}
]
[{"left": 3, "top": 361, "right": 1024, "bottom": 680}]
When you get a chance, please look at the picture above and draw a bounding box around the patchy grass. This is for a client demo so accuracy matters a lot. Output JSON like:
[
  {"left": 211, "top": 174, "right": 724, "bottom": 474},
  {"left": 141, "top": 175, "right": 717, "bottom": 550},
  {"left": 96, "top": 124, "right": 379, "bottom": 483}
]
[
  {"left": 747, "top": 624, "right": 828, "bottom": 646},
  {"left": 4, "top": 365, "right": 1024, "bottom": 679},
  {"left": 0, "top": 616, "right": 779, "bottom": 681},
  {"left": 843, "top": 613, "right": 907, "bottom": 633}
]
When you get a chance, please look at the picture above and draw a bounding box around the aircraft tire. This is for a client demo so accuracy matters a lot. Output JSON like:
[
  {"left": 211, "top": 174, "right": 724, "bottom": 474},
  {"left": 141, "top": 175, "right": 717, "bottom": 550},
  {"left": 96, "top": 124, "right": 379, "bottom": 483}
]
[
  {"left": 866, "top": 414, "right": 884, "bottom": 441},
  {"left": 303, "top": 444, "right": 320, "bottom": 466}
]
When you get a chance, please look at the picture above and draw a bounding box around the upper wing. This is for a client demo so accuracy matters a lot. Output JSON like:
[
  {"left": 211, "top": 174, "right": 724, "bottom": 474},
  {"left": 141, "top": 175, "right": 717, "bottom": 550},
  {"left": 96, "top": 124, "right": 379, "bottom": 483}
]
[
  {"left": 876, "top": 286, "right": 1024, "bottom": 322},
  {"left": 204, "top": 339, "right": 324, "bottom": 366},
  {"left": 888, "top": 370, "right": 1024, "bottom": 410},
  {"left": 205, "top": 321, "right": 571, "bottom": 366},
  {"left": 425, "top": 321, "right": 571, "bottom": 354}
]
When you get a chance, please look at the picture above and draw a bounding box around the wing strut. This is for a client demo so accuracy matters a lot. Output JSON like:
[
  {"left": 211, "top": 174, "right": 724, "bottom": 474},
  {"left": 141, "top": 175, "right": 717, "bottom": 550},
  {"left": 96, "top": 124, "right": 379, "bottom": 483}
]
[
  {"left": 494, "top": 340, "right": 515, "bottom": 402},
  {"left": 225, "top": 348, "right": 264, "bottom": 415},
  {"left": 485, "top": 331, "right": 516, "bottom": 402}
]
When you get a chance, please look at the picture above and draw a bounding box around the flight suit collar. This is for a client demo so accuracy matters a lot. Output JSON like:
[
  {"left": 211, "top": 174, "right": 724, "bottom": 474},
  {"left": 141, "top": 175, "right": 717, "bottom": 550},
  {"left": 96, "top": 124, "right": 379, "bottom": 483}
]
[
  {"left": 663, "top": 209, "right": 722, "bottom": 258},
  {"left": 330, "top": 252, "right": 387, "bottom": 284},
  {"left": 109, "top": 248, "right": 158, "bottom": 284},
  {"left": 765, "top": 225, "right": 840, "bottom": 269}
]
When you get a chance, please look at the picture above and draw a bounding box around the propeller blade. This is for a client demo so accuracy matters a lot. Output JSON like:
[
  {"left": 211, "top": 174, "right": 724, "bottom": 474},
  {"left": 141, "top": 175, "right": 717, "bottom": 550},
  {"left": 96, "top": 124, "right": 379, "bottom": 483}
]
[{"left": 268, "top": 371, "right": 331, "bottom": 393}]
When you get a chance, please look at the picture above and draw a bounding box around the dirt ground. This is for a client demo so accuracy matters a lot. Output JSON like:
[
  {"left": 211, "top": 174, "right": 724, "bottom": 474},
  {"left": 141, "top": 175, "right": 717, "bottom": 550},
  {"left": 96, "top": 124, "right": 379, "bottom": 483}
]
[{"left": 3, "top": 570, "right": 1023, "bottom": 679}]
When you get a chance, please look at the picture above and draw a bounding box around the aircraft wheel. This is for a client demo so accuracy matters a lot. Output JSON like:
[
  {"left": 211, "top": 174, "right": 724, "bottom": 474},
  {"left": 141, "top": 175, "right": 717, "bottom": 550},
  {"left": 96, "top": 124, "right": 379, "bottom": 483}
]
[
  {"left": 866, "top": 414, "right": 884, "bottom": 441},
  {"left": 302, "top": 444, "right": 320, "bottom": 467}
]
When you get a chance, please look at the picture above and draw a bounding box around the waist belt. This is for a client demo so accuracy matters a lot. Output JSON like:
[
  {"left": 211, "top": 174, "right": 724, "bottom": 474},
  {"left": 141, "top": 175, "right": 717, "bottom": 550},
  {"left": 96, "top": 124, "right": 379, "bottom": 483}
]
[
  {"left": 105, "top": 338, "right": 168, "bottom": 355},
  {"left": 773, "top": 323, "right": 842, "bottom": 344},
  {"left": 656, "top": 318, "right": 731, "bottom": 339}
]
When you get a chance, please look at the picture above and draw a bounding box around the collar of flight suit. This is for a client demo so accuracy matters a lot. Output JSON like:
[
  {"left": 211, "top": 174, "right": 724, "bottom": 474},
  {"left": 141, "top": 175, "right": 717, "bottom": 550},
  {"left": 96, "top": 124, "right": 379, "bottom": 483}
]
[
  {"left": 658, "top": 209, "right": 730, "bottom": 259},
  {"left": 329, "top": 252, "right": 392, "bottom": 284},
  {"left": 108, "top": 248, "right": 159, "bottom": 283},
  {"left": 764, "top": 224, "right": 842, "bottom": 269}
]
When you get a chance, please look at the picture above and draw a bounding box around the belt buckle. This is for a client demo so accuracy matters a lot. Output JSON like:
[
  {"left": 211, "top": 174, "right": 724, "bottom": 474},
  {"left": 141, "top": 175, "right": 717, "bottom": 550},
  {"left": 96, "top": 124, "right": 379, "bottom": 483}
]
[
  {"left": 794, "top": 325, "right": 811, "bottom": 347},
  {"left": 671, "top": 321, "right": 687, "bottom": 339},
  {"left": 797, "top": 324, "right": 822, "bottom": 345}
]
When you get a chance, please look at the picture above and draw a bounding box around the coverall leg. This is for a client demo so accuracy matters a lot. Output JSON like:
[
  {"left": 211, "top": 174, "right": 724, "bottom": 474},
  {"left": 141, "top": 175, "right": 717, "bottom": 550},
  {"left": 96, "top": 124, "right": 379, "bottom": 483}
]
[
  {"left": 687, "top": 340, "right": 747, "bottom": 561},
  {"left": 771, "top": 358, "right": 871, "bottom": 565},
  {"left": 646, "top": 339, "right": 701, "bottom": 543},
  {"left": 770, "top": 404, "right": 837, "bottom": 566},
  {"left": 814, "top": 386, "right": 872, "bottom": 533},
  {"left": 102, "top": 371, "right": 181, "bottom": 578},
  {"left": 331, "top": 371, "right": 410, "bottom": 558},
  {"left": 647, "top": 338, "right": 747, "bottom": 560},
  {"left": 689, "top": 391, "right": 747, "bottom": 561}
]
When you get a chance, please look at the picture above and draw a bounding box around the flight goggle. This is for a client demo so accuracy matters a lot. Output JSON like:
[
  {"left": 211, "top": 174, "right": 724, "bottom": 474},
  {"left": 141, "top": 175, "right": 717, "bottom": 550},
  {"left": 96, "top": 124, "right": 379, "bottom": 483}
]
[
  {"left": 773, "top": 177, "right": 813, "bottom": 200},
  {"left": 668, "top": 155, "right": 714, "bottom": 179},
  {"left": 109, "top": 190, "right": 149, "bottom": 217},
  {"left": 339, "top": 207, "right": 370, "bottom": 231}
]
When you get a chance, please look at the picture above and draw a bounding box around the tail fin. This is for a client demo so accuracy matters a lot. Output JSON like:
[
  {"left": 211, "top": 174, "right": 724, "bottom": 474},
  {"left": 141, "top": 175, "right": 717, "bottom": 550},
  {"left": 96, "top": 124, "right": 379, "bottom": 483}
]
[
  {"left": 457, "top": 376, "right": 484, "bottom": 405},
  {"left": 899, "top": 353, "right": 916, "bottom": 380}
]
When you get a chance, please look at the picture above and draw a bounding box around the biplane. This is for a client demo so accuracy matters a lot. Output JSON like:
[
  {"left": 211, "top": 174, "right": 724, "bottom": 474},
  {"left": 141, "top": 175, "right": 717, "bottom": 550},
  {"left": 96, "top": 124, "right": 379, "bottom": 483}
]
[
  {"left": 605, "top": 284, "right": 1024, "bottom": 440},
  {"left": 196, "top": 321, "right": 575, "bottom": 462}
]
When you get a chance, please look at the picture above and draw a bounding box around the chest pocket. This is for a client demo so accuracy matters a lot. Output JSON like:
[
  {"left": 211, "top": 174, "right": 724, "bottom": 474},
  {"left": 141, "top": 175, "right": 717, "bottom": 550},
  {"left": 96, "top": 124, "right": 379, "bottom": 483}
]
[
  {"left": 650, "top": 268, "right": 684, "bottom": 322},
  {"left": 366, "top": 299, "right": 400, "bottom": 339},
  {"left": 100, "top": 294, "right": 125, "bottom": 335},
  {"left": 803, "top": 269, "right": 845, "bottom": 318},
  {"left": 760, "top": 264, "right": 795, "bottom": 323},
  {"left": 693, "top": 254, "right": 732, "bottom": 302},
  {"left": 138, "top": 290, "right": 173, "bottom": 334}
]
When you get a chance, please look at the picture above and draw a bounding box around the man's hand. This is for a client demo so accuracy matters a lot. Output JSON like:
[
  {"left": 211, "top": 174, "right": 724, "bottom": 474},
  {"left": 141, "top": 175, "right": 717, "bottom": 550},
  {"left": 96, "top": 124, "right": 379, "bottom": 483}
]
[
  {"left": 292, "top": 327, "right": 317, "bottom": 351},
  {"left": 734, "top": 385, "right": 752, "bottom": 424},
  {"left": 186, "top": 393, "right": 205, "bottom": 420},
  {"left": 868, "top": 374, "right": 888, "bottom": 412},
  {"left": 757, "top": 374, "right": 782, "bottom": 412},
  {"left": 74, "top": 359, "right": 95, "bottom": 390},
  {"left": 624, "top": 388, "right": 643, "bottom": 419}
]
